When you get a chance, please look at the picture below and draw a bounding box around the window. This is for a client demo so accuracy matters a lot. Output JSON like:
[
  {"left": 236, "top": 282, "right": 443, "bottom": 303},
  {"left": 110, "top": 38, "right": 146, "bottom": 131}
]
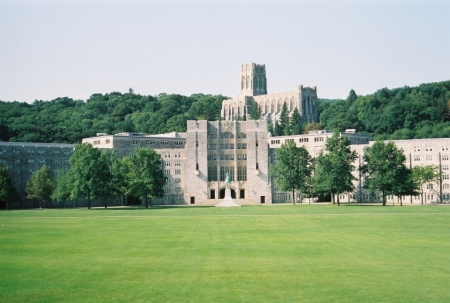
[
  {"left": 237, "top": 166, "right": 247, "bottom": 181},
  {"left": 444, "top": 175, "right": 449, "bottom": 180},
  {"left": 14, "top": 159, "right": 20, "bottom": 165},
  {"left": 38, "top": 150, "right": 45, "bottom": 156},
  {"left": 164, "top": 152, "right": 170, "bottom": 158},
  {"left": 426, "top": 155, "right": 432, "bottom": 161},
  {"left": 414, "top": 155, "right": 420, "bottom": 161},
  {"left": 299, "top": 138, "right": 309, "bottom": 143},
  {"left": 443, "top": 165, "right": 449, "bottom": 171},
  {"left": 105, "top": 139, "right": 110, "bottom": 144},
  {"left": 314, "top": 137, "right": 324, "bottom": 142},
  {"left": 427, "top": 184, "right": 433, "bottom": 190},
  {"left": 175, "top": 178, "right": 181, "bottom": 183},
  {"left": 164, "top": 161, "right": 170, "bottom": 166},
  {"left": 130, "top": 139, "right": 140, "bottom": 145},
  {"left": 93, "top": 140, "right": 100, "bottom": 145},
  {"left": 175, "top": 170, "right": 181, "bottom": 174},
  {"left": 174, "top": 141, "right": 184, "bottom": 146},
  {"left": 38, "top": 160, "right": 45, "bottom": 166},
  {"left": 426, "top": 146, "right": 433, "bottom": 151},
  {"left": 174, "top": 151, "right": 181, "bottom": 157},
  {"left": 54, "top": 160, "right": 60, "bottom": 166},
  {"left": 196, "top": 141, "right": 198, "bottom": 147},
  {"left": 28, "top": 169, "right": 34, "bottom": 175},
  {"left": 271, "top": 140, "right": 281, "bottom": 144},
  {"left": 27, "top": 159, "right": 35, "bottom": 165},
  {"left": 443, "top": 154, "right": 449, "bottom": 161},
  {"left": 285, "top": 139, "right": 294, "bottom": 143},
  {"left": 444, "top": 184, "right": 450, "bottom": 189},
  {"left": 174, "top": 160, "right": 181, "bottom": 166},
  {"left": 64, "top": 160, "right": 69, "bottom": 166},
  {"left": 160, "top": 140, "right": 169, "bottom": 146},
  {"left": 53, "top": 150, "right": 60, "bottom": 156},
  {"left": 146, "top": 140, "right": 155, "bottom": 145},
  {"left": 442, "top": 145, "right": 449, "bottom": 151},
  {"left": 165, "top": 169, "right": 170, "bottom": 175},
  {"left": 414, "top": 146, "right": 420, "bottom": 152}
]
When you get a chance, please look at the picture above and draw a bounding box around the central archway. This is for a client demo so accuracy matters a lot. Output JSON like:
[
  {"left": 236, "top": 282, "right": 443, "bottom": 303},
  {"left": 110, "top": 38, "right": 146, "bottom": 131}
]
[{"left": 219, "top": 188, "right": 236, "bottom": 199}]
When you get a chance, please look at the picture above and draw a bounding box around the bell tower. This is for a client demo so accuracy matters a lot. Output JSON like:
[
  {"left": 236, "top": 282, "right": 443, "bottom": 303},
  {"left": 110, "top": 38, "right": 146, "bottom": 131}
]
[{"left": 239, "top": 63, "right": 267, "bottom": 96}]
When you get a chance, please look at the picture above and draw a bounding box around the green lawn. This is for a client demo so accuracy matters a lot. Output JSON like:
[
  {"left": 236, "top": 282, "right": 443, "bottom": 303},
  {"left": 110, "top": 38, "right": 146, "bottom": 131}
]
[{"left": 1, "top": 205, "right": 450, "bottom": 302}]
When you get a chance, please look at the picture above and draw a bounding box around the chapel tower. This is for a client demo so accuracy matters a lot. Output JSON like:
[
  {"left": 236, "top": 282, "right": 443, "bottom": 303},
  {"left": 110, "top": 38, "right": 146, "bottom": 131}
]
[{"left": 240, "top": 63, "right": 267, "bottom": 96}]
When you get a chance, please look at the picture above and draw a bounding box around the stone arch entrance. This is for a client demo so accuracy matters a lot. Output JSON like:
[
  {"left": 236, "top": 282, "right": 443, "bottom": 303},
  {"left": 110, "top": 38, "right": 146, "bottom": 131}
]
[{"left": 219, "top": 188, "right": 236, "bottom": 199}]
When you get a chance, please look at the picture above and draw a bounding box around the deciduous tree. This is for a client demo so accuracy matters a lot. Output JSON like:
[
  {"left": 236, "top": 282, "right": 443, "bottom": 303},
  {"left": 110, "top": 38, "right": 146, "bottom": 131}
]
[
  {"left": 0, "top": 164, "right": 20, "bottom": 209},
  {"left": 127, "top": 147, "right": 165, "bottom": 208},
  {"left": 26, "top": 165, "right": 54, "bottom": 209},
  {"left": 412, "top": 165, "right": 439, "bottom": 204},
  {"left": 270, "top": 141, "right": 313, "bottom": 204},
  {"left": 361, "top": 141, "right": 409, "bottom": 206}
]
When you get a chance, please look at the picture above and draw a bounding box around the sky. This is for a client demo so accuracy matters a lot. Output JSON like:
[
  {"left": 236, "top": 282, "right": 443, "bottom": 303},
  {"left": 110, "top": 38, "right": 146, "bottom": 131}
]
[{"left": 0, "top": 0, "right": 449, "bottom": 103}]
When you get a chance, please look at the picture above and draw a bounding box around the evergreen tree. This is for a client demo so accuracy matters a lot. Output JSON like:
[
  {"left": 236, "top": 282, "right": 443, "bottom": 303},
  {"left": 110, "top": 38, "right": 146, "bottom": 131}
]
[
  {"left": 290, "top": 108, "right": 302, "bottom": 135},
  {"left": 273, "top": 121, "right": 282, "bottom": 136},
  {"left": 26, "top": 165, "right": 54, "bottom": 209},
  {"left": 278, "top": 102, "right": 289, "bottom": 135},
  {"left": 249, "top": 103, "right": 262, "bottom": 120}
]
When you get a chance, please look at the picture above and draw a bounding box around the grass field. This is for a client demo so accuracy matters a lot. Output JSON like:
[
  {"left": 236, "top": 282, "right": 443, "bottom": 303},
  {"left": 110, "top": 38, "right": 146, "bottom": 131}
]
[{"left": 1, "top": 205, "right": 450, "bottom": 302}]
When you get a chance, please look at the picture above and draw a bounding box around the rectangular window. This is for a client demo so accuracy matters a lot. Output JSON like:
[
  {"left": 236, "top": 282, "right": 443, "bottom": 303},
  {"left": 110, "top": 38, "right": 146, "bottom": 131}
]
[
  {"left": 444, "top": 175, "right": 449, "bottom": 180},
  {"left": 160, "top": 140, "right": 169, "bottom": 146},
  {"left": 443, "top": 154, "right": 449, "bottom": 161},
  {"left": 175, "top": 178, "right": 181, "bottom": 183},
  {"left": 130, "top": 139, "right": 140, "bottom": 145},
  {"left": 443, "top": 165, "right": 449, "bottom": 171},
  {"left": 427, "top": 184, "right": 433, "bottom": 190},
  {"left": 414, "top": 155, "right": 420, "bottom": 161},
  {"left": 239, "top": 189, "right": 245, "bottom": 199},
  {"left": 210, "top": 190, "right": 215, "bottom": 199},
  {"left": 27, "top": 159, "right": 35, "bottom": 165},
  {"left": 146, "top": 140, "right": 155, "bottom": 145},
  {"left": 426, "top": 155, "right": 432, "bottom": 161},
  {"left": 444, "top": 184, "right": 450, "bottom": 189},
  {"left": 175, "top": 170, "right": 181, "bottom": 174},
  {"left": 93, "top": 140, "right": 100, "bottom": 145}
]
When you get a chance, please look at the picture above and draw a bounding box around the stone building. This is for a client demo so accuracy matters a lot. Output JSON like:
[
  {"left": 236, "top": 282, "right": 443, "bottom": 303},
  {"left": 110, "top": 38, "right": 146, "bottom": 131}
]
[
  {"left": 221, "top": 63, "right": 318, "bottom": 124},
  {"left": 0, "top": 141, "right": 74, "bottom": 208},
  {"left": 2, "top": 63, "right": 450, "bottom": 207}
]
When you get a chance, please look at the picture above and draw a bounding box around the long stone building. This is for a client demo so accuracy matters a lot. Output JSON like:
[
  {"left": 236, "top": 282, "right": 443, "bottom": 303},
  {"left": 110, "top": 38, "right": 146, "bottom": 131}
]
[{"left": 1, "top": 63, "right": 450, "bottom": 208}]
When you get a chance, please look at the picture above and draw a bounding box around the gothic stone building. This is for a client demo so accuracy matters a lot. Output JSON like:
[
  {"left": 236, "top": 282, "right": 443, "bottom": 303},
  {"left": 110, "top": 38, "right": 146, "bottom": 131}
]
[{"left": 221, "top": 63, "right": 318, "bottom": 124}]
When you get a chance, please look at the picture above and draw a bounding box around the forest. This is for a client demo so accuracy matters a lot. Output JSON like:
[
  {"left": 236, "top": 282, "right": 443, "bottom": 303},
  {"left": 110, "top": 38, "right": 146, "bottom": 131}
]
[{"left": 0, "top": 80, "right": 450, "bottom": 144}]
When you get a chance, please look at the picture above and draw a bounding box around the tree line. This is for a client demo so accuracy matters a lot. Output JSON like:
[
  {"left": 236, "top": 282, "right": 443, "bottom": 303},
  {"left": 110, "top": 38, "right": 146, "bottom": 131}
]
[
  {"left": 270, "top": 131, "right": 440, "bottom": 205},
  {"left": 319, "top": 80, "right": 450, "bottom": 140},
  {"left": 0, "top": 89, "right": 226, "bottom": 143},
  {"left": 1, "top": 80, "right": 449, "bottom": 144},
  {"left": 0, "top": 143, "right": 166, "bottom": 209}
]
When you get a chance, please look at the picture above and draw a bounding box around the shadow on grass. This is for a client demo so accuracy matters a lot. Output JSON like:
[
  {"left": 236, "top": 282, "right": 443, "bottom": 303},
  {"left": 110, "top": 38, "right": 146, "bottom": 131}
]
[{"left": 91, "top": 205, "right": 215, "bottom": 211}]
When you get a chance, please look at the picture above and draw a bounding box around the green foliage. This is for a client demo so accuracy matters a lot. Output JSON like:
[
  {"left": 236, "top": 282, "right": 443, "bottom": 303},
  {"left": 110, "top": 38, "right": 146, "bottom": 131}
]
[
  {"left": 249, "top": 102, "right": 262, "bottom": 120},
  {"left": 303, "top": 122, "right": 321, "bottom": 134},
  {"left": 51, "top": 168, "right": 72, "bottom": 208},
  {"left": 0, "top": 164, "right": 20, "bottom": 208},
  {"left": 361, "top": 141, "right": 410, "bottom": 206},
  {"left": 26, "top": 165, "right": 54, "bottom": 208},
  {"left": 412, "top": 165, "right": 439, "bottom": 204},
  {"left": 273, "top": 121, "right": 282, "bottom": 136},
  {"left": 313, "top": 131, "right": 358, "bottom": 205},
  {"left": 278, "top": 102, "right": 289, "bottom": 135},
  {"left": 290, "top": 108, "right": 302, "bottom": 135},
  {"left": 69, "top": 143, "right": 111, "bottom": 209},
  {"left": 126, "top": 147, "right": 165, "bottom": 208},
  {"left": 269, "top": 141, "right": 313, "bottom": 204},
  {"left": 0, "top": 93, "right": 227, "bottom": 143},
  {"left": 320, "top": 82, "right": 450, "bottom": 138}
]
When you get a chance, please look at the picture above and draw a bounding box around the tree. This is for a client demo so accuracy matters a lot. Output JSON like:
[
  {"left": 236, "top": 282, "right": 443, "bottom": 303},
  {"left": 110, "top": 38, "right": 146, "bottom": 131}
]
[
  {"left": 70, "top": 143, "right": 111, "bottom": 209},
  {"left": 361, "top": 141, "right": 409, "bottom": 206},
  {"left": 313, "top": 131, "right": 358, "bottom": 206},
  {"left": 0, "top": 164, "right": 20, "bottom": 209},
  {"left": 109, "top": 152, "right": 130, "bottom": 206},
  {"left": 290, "top": 108, "right": 302, "bottom": 135},
  {"left": 412, "top": 165, "right": 439, "bottom": 204},
  {"left": 278, "top": 102, "right": 289, "bottom": 135},
  {"left": 26, "top": 165, "right": 54, "bottom": 209},
  {"left": 273, "top": 121, "right": 282, "bottom": 136},
  {"left": 303, "top": 122, "right": 321, "bottom": 134},
  {"left": 269, "top": 141, "right": 313, "bottom": 204},
  {"left": 127, "top": 147, "right": 165, "bottom": 208},
  {"left": 249, "top": 103, "right": 262, "bottom": 120},
  {"left": 392, "top": 166, "right": 418, "bottom": 206},
  {"left": 51, "top": 168, "right": 72, "bottom": 208}
]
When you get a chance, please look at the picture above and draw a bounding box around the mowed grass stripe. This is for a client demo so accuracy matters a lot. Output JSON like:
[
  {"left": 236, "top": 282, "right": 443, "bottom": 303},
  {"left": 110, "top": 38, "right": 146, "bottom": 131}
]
[{"left": 1, "top": 207, "right": 450, "bottom": 302}]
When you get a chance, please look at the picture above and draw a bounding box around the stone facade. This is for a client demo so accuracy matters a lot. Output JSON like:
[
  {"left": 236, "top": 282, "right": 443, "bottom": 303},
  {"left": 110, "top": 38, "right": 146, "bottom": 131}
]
[{"left": 221, "top": 63, "right": 318, "bottom": 124}]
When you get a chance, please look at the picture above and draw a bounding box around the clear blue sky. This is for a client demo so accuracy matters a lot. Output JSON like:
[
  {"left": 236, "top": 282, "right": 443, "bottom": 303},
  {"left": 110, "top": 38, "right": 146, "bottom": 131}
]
[{"left": 1, "top": 0, "right": 449, "bottom": 103}]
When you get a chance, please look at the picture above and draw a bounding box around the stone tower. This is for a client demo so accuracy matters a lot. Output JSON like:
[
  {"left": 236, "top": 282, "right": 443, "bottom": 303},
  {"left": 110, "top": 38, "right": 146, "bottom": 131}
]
[{"left": 240, "top": 63, "right": 267, "bottom": 96}]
